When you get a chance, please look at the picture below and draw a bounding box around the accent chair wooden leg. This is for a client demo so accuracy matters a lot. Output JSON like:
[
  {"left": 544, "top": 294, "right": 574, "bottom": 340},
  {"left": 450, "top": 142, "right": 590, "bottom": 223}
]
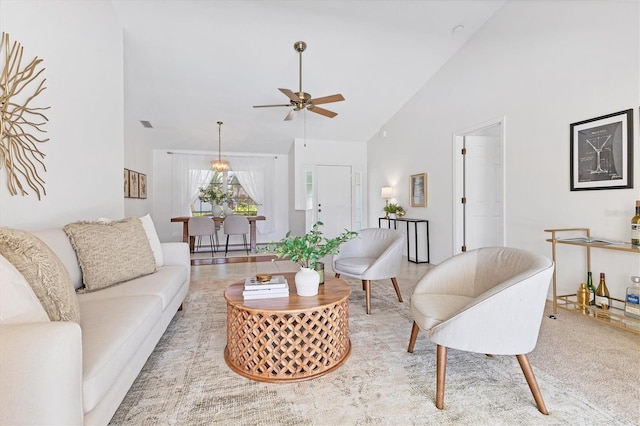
[
  {"left": 516, "top": 354, "right": 549, "bottom": 415},
  {"left": 391, "top": 277, "right": 403, "bottom": 302},
  {"left": 436, "top": 345, "right": 447, "bottom": 410},
  {"left": 335, "top": 273, "right": 340, "bottom": 278},
  {"left": 178, "top": 303, "right": 183, "bottom": 311},
  {"left": 363, "top": 280, "right": 371, "bottom": 314},
  {"left": 407, "top": 321, "right": 419, "bottom": 353}
]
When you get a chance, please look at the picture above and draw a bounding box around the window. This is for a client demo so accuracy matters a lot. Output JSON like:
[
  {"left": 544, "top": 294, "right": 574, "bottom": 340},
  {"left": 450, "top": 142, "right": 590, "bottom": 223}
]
[
  {"left": 191, "top": 170, "right": 258, "bottom": 216},
  {"left": 227, "top": 171, "right": 259, "bottom": 216}
]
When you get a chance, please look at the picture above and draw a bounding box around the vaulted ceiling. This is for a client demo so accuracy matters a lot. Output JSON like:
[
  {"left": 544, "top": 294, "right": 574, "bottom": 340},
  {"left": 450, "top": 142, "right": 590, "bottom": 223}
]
[{"left": 112, "top": 0, "right": 505, "bottom": 154}]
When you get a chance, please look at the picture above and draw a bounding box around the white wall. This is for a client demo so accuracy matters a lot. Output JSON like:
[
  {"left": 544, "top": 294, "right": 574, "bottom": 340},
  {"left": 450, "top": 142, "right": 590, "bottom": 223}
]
[
  {"left": 123, "top": 119, "right": 153, "bottom": 219},
  {"left": 368, "top": 1, "right": 640, "bottom": 299},
  {"left": 0, "top": 0, "right": 124, "bottom": 229}
]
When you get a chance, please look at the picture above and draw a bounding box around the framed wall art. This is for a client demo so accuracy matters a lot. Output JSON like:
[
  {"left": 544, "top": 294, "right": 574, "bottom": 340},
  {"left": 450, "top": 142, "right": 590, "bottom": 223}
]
[
  {"left": 139, "top": 173, "right": 147, "bottom": 199},
  {"left": 570, "top": 109, "right": 633, "bottom": 191},
  {"left": 410, "top": 173, "right": 427, "bottom": 207},
  {"left": 124, "top": 169, "right": 130, "bottom": 198},
  {"left": 129, "top": 170, "right": 139, "bottom": 198}
]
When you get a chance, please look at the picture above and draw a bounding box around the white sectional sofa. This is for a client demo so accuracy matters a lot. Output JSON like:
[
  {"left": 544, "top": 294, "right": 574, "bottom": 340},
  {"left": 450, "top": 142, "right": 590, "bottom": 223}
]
[{"left": 0, "top": 216, "right": 190, "bottom": 425}]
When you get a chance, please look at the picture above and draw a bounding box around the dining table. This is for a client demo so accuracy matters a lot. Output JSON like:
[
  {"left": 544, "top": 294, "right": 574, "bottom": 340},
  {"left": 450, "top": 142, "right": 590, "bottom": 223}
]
[{"left": 171, "top": 215, "right": 266, "bottom": 253}]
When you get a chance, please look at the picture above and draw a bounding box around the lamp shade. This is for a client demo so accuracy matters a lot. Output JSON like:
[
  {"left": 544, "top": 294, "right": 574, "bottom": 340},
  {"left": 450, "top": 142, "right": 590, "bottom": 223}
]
[{"left": 381, "top": 186, "right": 393, "bottom": 199}]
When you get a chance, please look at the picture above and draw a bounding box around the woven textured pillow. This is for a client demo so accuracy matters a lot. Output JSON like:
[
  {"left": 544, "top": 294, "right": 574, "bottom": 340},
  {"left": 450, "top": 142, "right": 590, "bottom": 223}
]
[
  {"left": 0, "top": 228, "right": 81, "bottom": 322},
  {"left": 64, "top": 218, "right": 156, "bottom": 291}
]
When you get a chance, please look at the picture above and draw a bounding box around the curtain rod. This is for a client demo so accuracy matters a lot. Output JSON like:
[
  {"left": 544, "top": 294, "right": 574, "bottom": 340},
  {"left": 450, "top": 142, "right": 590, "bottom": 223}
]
[{"left": 166, "top": 151, "right": 278, "bottom": 159}]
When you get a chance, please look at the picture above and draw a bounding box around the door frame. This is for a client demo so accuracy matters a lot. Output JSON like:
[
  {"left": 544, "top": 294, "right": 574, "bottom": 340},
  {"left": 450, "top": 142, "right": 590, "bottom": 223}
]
[{"left": 452, "top": 116, "right": 506, "bottom": 255}]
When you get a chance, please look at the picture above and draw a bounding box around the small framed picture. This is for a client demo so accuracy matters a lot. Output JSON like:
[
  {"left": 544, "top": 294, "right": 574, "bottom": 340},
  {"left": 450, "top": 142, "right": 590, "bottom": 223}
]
[
  {"left": 139, "top": 173, "right": 147, "bottom": 199},
  {"left": 124, "top": 169, "right": 130, "bottom": 198},
  {"left": 129, "top": 171, "right": 139, "bottom": 198},
  {"left": 570, "top": 109, "right": 634, "bottom": 191},
  {"left": 410, "top": 173, "right": 427, "bottom": 207}
]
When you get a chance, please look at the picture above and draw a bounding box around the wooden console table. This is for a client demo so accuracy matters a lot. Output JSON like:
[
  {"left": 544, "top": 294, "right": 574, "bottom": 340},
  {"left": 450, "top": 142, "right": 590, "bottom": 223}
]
[
  {"left": 171, "top": 215, "right": 265, "bottom": 252},
  {"left": 224, "top": 273, "right": 351, "bottom": 382}
]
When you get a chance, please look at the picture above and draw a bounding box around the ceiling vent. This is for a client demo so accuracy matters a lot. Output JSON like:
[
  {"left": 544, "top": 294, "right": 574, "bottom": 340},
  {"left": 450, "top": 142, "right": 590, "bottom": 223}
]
[{"left": 140, "top": 120, "right": 153, "bottom": 128}]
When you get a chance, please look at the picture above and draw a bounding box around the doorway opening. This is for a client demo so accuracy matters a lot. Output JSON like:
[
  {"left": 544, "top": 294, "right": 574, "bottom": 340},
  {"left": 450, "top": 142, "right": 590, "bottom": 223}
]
[{"left": 452, "top": 117, "right": 505, "bottom": 255}]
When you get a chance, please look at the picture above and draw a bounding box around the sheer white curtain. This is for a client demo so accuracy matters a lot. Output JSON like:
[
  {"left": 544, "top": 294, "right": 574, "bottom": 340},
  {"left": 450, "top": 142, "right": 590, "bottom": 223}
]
[
  {"left": 227, "top": 155, "right": 275, "bottom": 234},
  {"left": 170, "top": 154, "right": 214, "bottom": 217}
]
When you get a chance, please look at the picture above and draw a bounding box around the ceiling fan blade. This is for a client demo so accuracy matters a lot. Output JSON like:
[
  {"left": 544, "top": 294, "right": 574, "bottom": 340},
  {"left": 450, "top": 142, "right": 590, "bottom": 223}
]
[
  {"left": 279, "top": 88, "right": 299, "bottom": 102},
  {"left": 253, "top": 103, "right": 292, "bottom": 108},
  {"left": 310, "top": 94, "right": 345, "bottom": 105},
  {"left": 308, "top": 105, "right": 337, "bottom": 118},
  {"left": 284, "top": 109, "right": 297, "bottom": 121}
]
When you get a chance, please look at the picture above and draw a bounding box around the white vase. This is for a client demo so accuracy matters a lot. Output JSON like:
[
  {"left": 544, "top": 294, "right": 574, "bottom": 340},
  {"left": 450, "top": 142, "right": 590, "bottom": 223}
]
[
  {"left": 295, "top": 267, "right": 320, "bottom": 296},
  {"left": 211, "top": 205, "right": 223, "bottom": 217},
  {"left": 222, "top": 203, "right": 234, "bottom": 217},
  {"left": 389, "top": 213, "right": 397, "bottom": 219}
]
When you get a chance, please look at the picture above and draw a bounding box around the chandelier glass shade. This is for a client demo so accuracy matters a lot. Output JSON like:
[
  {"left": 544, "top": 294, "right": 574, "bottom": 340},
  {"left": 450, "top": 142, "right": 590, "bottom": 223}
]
[{"left": 211, "top": 120, "right": 230, "bottom": 172}]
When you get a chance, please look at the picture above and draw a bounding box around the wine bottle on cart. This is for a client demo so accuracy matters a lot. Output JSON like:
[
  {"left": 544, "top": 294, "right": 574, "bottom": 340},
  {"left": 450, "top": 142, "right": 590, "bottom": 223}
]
[
  {"left": 595, "top": 272, "right": 610, "bottom": 310},
  {"left": 586, "top": 271, "right": 596, "bottom": 306},
  {"left": 632, "top": 200, "right": 640, "bottom": 246}
]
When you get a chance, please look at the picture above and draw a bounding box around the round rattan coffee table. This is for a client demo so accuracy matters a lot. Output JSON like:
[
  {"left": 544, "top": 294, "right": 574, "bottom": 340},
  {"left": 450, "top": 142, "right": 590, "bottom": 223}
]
[{"left": 224, "top": 273, "right": 351, "bottom": 383}]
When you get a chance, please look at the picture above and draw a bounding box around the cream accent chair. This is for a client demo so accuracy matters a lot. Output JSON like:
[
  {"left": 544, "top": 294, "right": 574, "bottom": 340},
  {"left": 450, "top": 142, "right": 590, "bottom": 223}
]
[
  {"left": 407, "top": 247, "right": 554, "bottom": 414},
  {"left": 332, "top": 228, "right": 406, "bottom": 314},
  {"left": 223, "top": 214, "right": 249, "bottom": 256},
  {"left": 188, "top": 216, "right": 218, "bottom": 256}
]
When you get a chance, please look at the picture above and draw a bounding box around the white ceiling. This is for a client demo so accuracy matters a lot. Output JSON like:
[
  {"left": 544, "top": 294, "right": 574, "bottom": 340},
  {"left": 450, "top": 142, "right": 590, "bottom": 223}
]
[{"left": 111, "top": 0, "right": 505, "bottom": 154}]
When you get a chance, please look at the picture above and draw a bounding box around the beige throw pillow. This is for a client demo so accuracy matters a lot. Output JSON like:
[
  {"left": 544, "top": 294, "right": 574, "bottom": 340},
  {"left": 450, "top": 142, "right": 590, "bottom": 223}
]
[
  {"left": 64, "top": 218, "right": 156, "bottom": 291},
  {"left": 0, "top": 227, "right": 81, "bottom": 323}
]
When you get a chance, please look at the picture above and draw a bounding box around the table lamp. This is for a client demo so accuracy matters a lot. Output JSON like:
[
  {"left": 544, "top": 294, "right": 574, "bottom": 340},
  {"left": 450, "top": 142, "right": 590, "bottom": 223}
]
[{"left": 381, "top": 186, "right": 393, "bottom": 218}]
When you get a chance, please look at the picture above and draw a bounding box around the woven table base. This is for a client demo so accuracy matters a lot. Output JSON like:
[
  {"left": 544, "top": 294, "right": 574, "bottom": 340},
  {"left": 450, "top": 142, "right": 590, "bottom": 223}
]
[{"left": 224, "top": 275, "right": 351, "bottom": 383}]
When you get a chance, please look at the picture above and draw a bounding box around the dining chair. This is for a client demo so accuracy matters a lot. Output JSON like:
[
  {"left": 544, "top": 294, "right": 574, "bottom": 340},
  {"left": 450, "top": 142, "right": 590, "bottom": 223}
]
[
  {"left": 407, "top": 246, "right": 554, "bottom": 414},
  {"left": 188, "top": 216, "right": 217, "bottom": 256},
  {"left": 223, "top": 215, "right": 250, "bottom": 256}
]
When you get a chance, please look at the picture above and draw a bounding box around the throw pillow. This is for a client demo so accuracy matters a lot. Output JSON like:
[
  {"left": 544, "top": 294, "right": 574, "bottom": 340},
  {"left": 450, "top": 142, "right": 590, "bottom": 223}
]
[
  {"left": 0, "top": 254, "right": 50, "bottom": 324},
  {"left": 0, "top": 228, "right": 81, "bottom": 323},
  {"left": 64, "top": 217, "right": 156, "bottom": 291},
  {"left": 139, "top": 214, "right": 164, "bottom": 267}
]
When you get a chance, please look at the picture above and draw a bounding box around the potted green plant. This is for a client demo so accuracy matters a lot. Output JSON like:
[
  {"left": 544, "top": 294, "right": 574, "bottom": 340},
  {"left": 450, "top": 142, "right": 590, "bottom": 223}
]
[
  {"left": 262, "top": 221, "right": 358, "bottom": 296},
  {"left": 198, "top": 185, "right": 233, "bottom": 216},
  {"left": 383, "top": 203, "right": 405, "bottom": 219}
]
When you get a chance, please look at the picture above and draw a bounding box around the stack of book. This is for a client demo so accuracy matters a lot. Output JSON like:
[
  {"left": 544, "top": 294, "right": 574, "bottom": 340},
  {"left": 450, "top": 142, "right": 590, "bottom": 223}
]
[{"left": 242, "top": 275, "right": 289, "bottom": 300}]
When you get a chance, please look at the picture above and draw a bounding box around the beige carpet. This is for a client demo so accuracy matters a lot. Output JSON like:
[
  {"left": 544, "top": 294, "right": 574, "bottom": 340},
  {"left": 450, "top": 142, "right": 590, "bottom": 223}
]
[{"left": 110, "top": 262, "right": 638, "bottom": 425}]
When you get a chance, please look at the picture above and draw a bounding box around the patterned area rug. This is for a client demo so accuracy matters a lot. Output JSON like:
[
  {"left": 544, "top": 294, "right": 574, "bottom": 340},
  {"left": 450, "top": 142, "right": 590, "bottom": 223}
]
[{"left": 111, "top": 275, "right": 635, "bottom": 425}]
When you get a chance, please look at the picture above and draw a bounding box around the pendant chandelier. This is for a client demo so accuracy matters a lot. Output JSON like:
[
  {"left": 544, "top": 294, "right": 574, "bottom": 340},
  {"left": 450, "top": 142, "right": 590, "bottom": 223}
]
[{"left": 211, "top": 120, "right": 230, "bottom": 172}]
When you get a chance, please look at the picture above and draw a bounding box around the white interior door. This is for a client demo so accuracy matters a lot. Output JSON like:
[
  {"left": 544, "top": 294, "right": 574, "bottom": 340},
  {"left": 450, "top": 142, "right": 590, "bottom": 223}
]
[
  {"left": 453, "top": 119, "right": 505, "bottom": 254},
  {"left": 317, "top": 165, "right": 352, "bottom": 239},
  {"left": 465, "top": 135, "right": 504, "bottom": 249}
]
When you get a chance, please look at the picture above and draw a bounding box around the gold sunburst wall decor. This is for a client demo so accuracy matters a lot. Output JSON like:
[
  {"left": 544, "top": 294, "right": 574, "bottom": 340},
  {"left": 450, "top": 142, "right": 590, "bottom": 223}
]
[{"left": 0, "top": 32, "right": 50, "bottom": 200}]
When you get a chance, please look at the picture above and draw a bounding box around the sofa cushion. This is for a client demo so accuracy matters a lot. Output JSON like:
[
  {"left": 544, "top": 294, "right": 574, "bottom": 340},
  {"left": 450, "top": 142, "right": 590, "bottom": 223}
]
[
  {"left": 77, "top": 265, "right": 188, "bottom": 311},
  {"left": 0, "top": 227, "right": 81, "bottom": 323},
  {"left": 64, "top": 218, "right": 156, "bottom": 291},
  {"left": 0, "top": 254, "right": 50, "bottom": 324},
  {"left": 139, "top": 214, "right": 164, "bottom": 267},
  {"left": 77, "top": 295, "right": 162, "bottom": 413}
]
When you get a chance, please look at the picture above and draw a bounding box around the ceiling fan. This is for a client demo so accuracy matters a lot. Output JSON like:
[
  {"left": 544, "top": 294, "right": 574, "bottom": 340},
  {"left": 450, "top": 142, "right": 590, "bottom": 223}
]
[{"left": 253, "top": 41, "right": 345, "bottom": 121}]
